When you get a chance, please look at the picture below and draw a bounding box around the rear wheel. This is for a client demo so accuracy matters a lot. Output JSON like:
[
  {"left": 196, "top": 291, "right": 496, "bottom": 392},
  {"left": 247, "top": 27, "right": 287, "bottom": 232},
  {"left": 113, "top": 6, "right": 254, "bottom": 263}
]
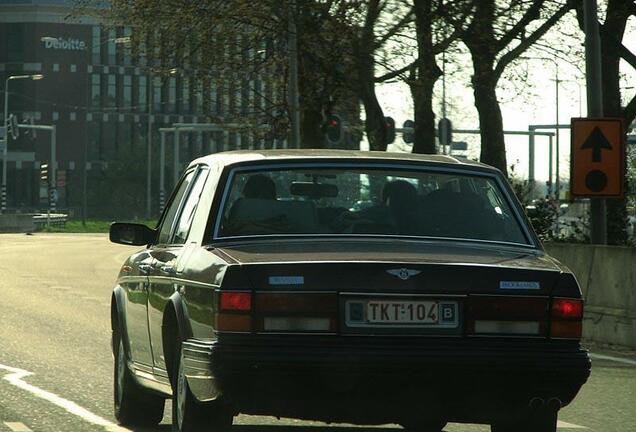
[
  {"left": 172, "top": 344, "right": 233, "bottom": 432},
  {"left": 491, "top": 410, "right": 557, "bottom": 432},
  {"left": 113, "top": 335, "right": 165, "bottom": 426}
]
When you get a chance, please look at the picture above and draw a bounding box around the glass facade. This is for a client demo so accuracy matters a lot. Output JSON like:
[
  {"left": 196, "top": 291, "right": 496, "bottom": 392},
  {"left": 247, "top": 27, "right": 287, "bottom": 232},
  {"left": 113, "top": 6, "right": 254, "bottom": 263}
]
[{"left": 0, "top": 17, "right": 289, "bottom": 214}]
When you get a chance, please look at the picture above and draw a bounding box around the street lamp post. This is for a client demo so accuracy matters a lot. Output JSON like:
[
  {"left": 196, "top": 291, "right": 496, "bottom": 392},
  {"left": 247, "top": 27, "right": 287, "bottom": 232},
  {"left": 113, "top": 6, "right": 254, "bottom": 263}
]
[{"left": 2, "top": 74, "right": 44, "bottom": 213}]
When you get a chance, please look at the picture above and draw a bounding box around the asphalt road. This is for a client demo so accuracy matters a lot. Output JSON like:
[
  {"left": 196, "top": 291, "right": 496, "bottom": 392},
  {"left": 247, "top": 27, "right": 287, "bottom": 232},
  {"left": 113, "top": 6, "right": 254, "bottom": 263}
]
[{"left": 0, "top": 233, "right": 634, "bottom": 432}]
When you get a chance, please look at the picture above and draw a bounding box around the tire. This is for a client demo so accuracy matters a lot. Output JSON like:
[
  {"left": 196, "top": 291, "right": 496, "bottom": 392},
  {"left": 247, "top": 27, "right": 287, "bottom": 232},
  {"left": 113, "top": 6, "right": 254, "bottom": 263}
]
[
  {"left": 172, "top": 344, "right": 233, "bottom": 432},
  {"left": 114, "top": 335, "right": 165, "bottom": 426},
  {"left": 491, "top": 410, "right": 557, "bottom": 432}
]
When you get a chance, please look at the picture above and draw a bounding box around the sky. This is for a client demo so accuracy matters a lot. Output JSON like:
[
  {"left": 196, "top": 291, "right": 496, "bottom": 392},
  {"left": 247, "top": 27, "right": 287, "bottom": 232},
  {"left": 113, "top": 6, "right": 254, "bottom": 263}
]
[{"left": 374, "top": 11, "right": 636, "bottom": 185}]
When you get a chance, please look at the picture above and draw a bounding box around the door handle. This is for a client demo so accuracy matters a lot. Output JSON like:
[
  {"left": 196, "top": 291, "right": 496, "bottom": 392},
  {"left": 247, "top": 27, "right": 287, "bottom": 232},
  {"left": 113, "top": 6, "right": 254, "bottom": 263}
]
[
  {"left": 160, "top": 265, "right": 177, "bottom": 275},
  {"left": 139, "top": 263, "right": 153, "bottom": 274}
]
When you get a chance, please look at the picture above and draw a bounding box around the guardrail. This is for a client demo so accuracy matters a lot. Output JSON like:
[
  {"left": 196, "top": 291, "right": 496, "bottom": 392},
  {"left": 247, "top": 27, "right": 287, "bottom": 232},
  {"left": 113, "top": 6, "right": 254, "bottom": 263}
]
[{"left": 32, "top": 213, "right": 68, "bottom": 228}]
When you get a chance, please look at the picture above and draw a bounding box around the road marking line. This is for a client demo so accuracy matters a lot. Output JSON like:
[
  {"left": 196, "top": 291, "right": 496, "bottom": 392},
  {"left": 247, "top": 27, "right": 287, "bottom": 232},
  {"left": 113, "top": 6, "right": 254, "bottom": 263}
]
[
  {"left": 558, "top": 420, "right": 587, "bottom": 429},
  {"left": 0, "top": 363, "right": 131, "bottom": 432},
  {"left": 589, "top": 352, "right": 636, "bottom": 366},
  {"left": 4, "top": 422, "right": 32, "bottom": 432}
]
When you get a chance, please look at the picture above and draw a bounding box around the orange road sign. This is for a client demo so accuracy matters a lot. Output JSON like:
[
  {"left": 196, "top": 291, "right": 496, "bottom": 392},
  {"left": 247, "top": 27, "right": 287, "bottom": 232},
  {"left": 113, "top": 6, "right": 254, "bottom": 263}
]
[{"left": 570, "top": 118, "right": 625, "bottom": 198}]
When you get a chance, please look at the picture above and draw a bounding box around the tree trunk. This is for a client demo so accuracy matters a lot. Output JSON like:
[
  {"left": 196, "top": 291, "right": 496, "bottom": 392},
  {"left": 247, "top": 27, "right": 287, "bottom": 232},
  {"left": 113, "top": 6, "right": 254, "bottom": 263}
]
[
  {"left": 601, "top": 0, "right": 631, "bottom": 245},
  {"left": 411, "top": 0, "right": 440, "bottom": 155},
  {"left": 472, "top": 58, "right": 508, "bottom": 176},
  {"left": 357, "top": 49, "right": 387, "bottom": 151},
  {"left": 300, "top": 105, "right": 325, "bottom": 149},
  {"left": 410, "top": 77, "right": 438, "bottom": 154}
]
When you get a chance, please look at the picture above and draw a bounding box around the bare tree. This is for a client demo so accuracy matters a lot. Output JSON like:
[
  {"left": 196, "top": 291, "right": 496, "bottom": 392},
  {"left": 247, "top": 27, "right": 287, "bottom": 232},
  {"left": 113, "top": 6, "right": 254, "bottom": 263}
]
[{"left": 441, "top": 0, "right": 575, "bottom": 176}]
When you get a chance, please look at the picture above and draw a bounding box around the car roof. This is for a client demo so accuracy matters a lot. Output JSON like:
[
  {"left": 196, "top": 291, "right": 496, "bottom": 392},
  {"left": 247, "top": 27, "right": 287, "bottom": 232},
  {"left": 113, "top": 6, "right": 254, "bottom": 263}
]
[{"left": 189, "top": 149, "right": 498, "bottom": 173}]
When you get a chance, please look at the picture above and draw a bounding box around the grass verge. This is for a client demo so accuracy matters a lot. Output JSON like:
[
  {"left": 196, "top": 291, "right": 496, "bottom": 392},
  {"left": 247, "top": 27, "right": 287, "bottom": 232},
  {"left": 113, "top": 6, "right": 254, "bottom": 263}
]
[{"left": 39, "top": 219, "right": 158, "bottom": 233}]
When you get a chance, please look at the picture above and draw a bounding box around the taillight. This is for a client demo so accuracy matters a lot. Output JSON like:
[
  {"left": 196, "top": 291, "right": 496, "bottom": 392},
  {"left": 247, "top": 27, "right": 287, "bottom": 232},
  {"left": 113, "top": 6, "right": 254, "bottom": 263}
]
[
  {"left": 466, "top": 296, "right": 548, "bottom": 336},
  {"left": 220, "top": 292, "right": 252, "bottom": 311},
  {"left": 254, "top": 292, "right": 338, "bottom": 333},
  {"left": 215, "top": 291, "right": 252, "bottom": 332},
  {"left": 550, "top": 298, "right": 583, "bottom": 339}
]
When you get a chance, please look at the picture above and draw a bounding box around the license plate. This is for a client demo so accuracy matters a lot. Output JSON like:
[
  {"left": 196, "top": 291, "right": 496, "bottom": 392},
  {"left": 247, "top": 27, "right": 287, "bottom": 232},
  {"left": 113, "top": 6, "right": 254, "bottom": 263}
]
[
  {"left": 367, "top": 300, "right": 438, "bottom": 323},
  {"left": 346, "top": 299, "right": 458, "bottom": 327}
]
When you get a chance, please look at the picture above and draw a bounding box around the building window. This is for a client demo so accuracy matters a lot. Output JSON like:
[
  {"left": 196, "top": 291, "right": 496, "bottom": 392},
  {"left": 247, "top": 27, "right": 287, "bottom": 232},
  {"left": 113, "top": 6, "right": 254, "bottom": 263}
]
[
  {"left": 53, "top": 63, "right": 59, "bottom": 72},
  {"left": 87, "top": 120, "right": 99, "bottom": 160},
  {"left": 92, "top": 26, "right": 101, "bottom": 65},
  {"left": 107, "top": 75, "right": 116, "bottom": 107},
  {"left": 181, "top": 78, "right": 190, "bottom": 112},
  {"left": 123, "top": 27, "right": 132, "bottom": 66},
  {"left": 91, "top": 74, "right": 101, "bottom": 107},
  {"left": 138, "top": 76, "right": 147, "bottom": 111},
  {"left": 123, "top": 75, "right": 132, "bottom": 108},
  {"left": 107, "top": 29, "right": 116, "bottom": 65},
  {"left": 6, "top": 24, "right": 25, "bottom": 62},
  {"left": 118, "top": 120, "right": 133, "bottom": 150},
  {"left": 210, "top": 85, "right": 217, "bottom": 116},
  {"left": 168, "top": 77, "right": 176, "bottom": 113},
  {"left": 194, "top": 82, "right": 203, "bottom": 114},
  {"left": 153, "top": 76, "right": 161, "bottom": 111},
  {"left": 70, "top": 64, "right": 77, "bottom": 73}
]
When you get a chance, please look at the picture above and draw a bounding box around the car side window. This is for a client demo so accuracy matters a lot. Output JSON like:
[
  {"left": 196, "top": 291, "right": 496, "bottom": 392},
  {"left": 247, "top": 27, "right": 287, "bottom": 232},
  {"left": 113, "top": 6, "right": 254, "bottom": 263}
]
[
  {"left": 156, "top": 170, "right": 196, "bottom": 245},
  {"left": 173, "top": 168, "right": 209, "bottom": 245}
]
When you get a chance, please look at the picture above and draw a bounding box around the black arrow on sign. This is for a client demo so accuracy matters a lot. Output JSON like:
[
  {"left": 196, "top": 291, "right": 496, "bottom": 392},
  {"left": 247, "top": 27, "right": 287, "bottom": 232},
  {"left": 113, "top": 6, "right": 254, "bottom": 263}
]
[{"left": 580, "top": 126, "right": 612, "bottom": 162}]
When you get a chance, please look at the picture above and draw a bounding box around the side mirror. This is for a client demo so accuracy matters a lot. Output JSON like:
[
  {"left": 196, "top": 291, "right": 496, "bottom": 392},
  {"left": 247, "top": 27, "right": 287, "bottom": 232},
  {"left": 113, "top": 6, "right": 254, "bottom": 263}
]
[{"left": 110, "top": 222, "right": 156, "bottom": 246}]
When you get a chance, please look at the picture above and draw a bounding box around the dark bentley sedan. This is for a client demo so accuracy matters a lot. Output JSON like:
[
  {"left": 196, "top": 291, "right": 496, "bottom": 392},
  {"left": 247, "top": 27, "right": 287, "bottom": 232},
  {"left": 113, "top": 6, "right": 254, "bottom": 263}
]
[{"left": 109, "top": 150, "right": 590, "bottom": 432}]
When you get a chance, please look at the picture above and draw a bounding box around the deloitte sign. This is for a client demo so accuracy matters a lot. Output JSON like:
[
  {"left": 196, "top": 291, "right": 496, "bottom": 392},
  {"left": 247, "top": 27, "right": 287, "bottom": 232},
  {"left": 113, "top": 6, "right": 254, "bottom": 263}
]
[{"left": 43, "top": 37, "right": 87, "bottom": 51}]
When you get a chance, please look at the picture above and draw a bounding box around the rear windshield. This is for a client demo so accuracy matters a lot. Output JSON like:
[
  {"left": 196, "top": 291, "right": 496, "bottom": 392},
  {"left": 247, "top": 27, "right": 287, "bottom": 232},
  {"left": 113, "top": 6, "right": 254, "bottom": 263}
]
[{"left": 216, "top": 165, "right": 529, "bottom": 245}]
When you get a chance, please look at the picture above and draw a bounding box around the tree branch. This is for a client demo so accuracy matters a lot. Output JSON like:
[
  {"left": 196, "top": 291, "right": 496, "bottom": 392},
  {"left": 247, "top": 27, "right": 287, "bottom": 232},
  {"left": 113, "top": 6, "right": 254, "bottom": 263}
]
[
  {"left": 494, "top": 1, "right": 573, "bottom": 79},
  {"left": 623, "top": 95, "right": 636, "bottom": 126},
  {"left": 373, "top": 7, "right": 415, "bottom": 50},
  {"left": 495, "top": 0, "right": 544, "bottom": 51},
  {"left": 375, "top": 61, "right": 416, "bottom": 82}
]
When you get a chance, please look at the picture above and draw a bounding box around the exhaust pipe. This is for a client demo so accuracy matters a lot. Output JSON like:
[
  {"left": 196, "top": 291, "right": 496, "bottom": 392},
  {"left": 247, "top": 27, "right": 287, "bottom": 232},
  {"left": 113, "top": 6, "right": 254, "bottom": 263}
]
[
  {"left": 528, "top": 397, "right": 545, "bottom": 410},
  {"left": 547, "top": 398, "right": 562, "bottom": 411}
]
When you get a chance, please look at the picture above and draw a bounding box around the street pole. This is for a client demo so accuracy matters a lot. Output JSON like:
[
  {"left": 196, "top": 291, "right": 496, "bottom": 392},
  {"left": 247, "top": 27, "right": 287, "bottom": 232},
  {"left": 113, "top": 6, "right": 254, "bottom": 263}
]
[
  {"left": 442, "top": 52, "right": 448, "bottom": 155},
  {"left": 2, "top": 78, "right": 9, "bottom": 214},
  {"left": 50, "top": 125, "right": 56, "bottom": 213},
  {"left": 147, "top": 72, "right": 153, "bottom": 219},
  {"left": 584, "top": 0, "right": 606, "bottom": 244},
  {"left": 555, "top": 64, "right": 560, "bottom": 200},
  {"left": 174, "top": 129, "right": 180, "bottom": 188},
  {"left": 159, "top": 130, "right": 165, "bottom": 213},
  {"left": 82, "top": 137, "right": 87, "bottom": 226},
  {"left": 288, "top": 0, "right": 301, "bottom": 148}
]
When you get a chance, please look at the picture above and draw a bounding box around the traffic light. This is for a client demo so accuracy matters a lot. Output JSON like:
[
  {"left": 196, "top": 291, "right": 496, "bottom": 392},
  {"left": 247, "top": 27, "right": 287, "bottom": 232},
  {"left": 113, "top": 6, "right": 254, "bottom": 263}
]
[
  {"left": 384, "top": 116, "right": 396, "bottom": 144},
  {"left": 8, "top": 114, "right": 19, "bottom": 139},
  {"left": 40, "top": 163, "right": 48, "bottom": 183},
  {"left": 403, "top": 120, "right": 414, "bottom": 144},
  {"left": 325, "top": 114, "right": 343, "bottom": 145},
  {"left": 438, "top": 117, "right": 453, "bottom": 147}
]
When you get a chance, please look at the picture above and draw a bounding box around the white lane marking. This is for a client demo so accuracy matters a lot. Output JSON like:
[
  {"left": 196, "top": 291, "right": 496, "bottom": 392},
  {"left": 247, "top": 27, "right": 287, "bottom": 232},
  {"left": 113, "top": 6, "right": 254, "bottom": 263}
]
[
  {"left": 558, "top": 420, "right": 588, "bottom": 429},
  {"left": 0, "top": 363, "right": 130, "bottom": 432},
  {"left": 589, "top": 352, "right": 636, "bottom": 366},
  {"left": 4, "top": 423, "right": 32, "bottom": 432}
]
